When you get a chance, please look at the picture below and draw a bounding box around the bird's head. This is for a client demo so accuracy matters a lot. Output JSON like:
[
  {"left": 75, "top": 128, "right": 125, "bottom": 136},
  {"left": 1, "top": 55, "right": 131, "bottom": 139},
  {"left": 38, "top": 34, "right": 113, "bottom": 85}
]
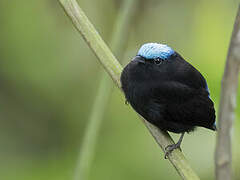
[
  {"left": 129, "top": 43, "right": 177, "bottom": 80},
  {"left": 132, "top": 43, "right": 175, "bottom": 65},
  {"left": 138, "top": 43, "right": 174, "bottom": 60}
]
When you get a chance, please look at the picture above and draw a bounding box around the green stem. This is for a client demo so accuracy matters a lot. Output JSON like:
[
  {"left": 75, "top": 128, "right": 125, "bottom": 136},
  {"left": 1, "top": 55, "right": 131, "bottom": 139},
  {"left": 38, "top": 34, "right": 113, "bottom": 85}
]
[
  {"left": 74, "top": 75, "right": 113, "bottom": 180},
  {"left": 58, "top": 0, "right": 200, "bottom": 179},
  {"left": 73, "top": 1, "right": 137, "bottom": 180},
  {"left": 59, "top": 0, "right": 122, "bottom": 86}
]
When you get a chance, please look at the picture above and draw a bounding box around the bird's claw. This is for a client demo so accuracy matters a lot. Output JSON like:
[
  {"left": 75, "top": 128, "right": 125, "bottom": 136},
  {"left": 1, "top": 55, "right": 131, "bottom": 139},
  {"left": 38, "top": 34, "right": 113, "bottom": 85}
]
[{"left": 164, "top": 143, "right": 181, "bottom": 159}]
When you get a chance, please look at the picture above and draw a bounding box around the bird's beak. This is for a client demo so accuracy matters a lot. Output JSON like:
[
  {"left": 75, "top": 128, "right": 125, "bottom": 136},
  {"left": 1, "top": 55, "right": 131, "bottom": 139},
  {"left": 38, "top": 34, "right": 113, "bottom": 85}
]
[{"left": 132, "top": 56, "right": 145, "bottom": 64}]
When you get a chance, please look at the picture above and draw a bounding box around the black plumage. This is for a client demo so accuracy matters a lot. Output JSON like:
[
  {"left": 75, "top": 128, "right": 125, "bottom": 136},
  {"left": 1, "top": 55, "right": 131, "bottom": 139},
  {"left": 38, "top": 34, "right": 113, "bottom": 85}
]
[{"left": 120, "top": 43, "right": 216, "bottom": 157}]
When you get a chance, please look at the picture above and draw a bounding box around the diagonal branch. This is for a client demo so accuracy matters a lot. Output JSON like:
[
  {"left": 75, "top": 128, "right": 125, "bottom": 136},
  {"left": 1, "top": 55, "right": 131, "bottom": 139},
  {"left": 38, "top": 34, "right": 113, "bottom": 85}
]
[
  {"left": 73, "top": 1, "right": 137, "bottom": 180},
  {"left": 215, "top": 5, "right": 240, "bottom": 180},
  {"left": 58, "top": 0, "right": 200, "bottom": 179}
]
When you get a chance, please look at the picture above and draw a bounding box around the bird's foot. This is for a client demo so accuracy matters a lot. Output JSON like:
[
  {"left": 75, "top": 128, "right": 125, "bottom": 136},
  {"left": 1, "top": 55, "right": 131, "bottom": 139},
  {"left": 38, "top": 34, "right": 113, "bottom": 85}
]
[
  {"left": 125, "top": 100, "right": 129, "bottom": 105},
  {"left": 164, "top": 143, "right": 181, "bottom": 159}
]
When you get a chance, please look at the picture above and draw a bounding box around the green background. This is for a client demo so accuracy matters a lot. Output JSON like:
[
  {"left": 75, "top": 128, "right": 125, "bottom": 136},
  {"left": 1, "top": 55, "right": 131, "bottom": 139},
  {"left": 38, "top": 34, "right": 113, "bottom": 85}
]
[{"left": 0, "top": 0, "right": 240, "bottom": 179}]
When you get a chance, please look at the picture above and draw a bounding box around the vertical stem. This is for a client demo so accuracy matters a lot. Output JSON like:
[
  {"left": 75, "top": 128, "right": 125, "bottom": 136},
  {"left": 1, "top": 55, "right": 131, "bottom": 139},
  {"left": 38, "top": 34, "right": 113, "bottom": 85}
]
[
  {"left": 215, "top": 5, "right": 240, "bottom": 180},
  {"left": 74, "top": 75, "right": 112, "bottom": 180},
  {"left": 73, "top": 1, "right": 137, "bottom": 180},
  {"left": 59, "top": 0, "right": 123, "bottom": 86}
]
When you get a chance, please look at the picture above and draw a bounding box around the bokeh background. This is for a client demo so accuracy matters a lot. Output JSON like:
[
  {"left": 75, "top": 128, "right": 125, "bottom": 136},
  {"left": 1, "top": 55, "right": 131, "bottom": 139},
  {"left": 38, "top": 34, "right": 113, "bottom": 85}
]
[{"left": 1, "top": 0, "right": 240, "bottom": 179}]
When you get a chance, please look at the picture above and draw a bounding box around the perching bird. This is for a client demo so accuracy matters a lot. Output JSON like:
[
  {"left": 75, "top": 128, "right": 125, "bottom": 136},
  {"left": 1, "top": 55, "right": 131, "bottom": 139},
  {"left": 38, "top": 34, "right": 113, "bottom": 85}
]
[{"left": 120, "top": 43, "right": 216, "bottom": 158}]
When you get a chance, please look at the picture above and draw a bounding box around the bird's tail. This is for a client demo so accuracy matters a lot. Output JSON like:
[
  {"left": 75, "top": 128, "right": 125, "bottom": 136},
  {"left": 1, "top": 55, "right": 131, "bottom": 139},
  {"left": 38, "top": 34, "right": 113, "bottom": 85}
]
[{"left": 209, "top": 122, "right": 217, "bottom": 131}]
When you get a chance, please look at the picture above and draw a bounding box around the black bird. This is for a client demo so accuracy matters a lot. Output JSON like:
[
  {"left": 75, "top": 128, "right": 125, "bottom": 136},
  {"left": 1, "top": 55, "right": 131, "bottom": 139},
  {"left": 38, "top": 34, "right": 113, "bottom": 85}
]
[{"left": 120, "top": 43, "right": 216, "bottom": 158}]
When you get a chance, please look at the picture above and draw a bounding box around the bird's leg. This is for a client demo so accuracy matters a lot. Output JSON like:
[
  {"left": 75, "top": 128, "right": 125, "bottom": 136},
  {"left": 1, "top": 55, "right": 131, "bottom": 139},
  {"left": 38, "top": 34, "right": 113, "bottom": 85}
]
[
  {"left": 164, "top": 132, "right": 185, "bottom": 159},
  {"left": 125, "top": 99, "right": 129, "bottom": 105}
]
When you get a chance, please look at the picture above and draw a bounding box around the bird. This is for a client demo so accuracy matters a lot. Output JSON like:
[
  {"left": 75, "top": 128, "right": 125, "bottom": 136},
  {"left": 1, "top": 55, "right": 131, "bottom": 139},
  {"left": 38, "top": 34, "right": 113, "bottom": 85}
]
[{"left": 120, "top": 43, "right": 216, "bottom": 158}]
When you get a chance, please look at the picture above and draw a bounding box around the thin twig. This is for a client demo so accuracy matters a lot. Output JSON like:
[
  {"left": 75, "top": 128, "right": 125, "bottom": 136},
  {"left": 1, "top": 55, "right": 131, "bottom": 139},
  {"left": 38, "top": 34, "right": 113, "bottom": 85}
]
[
  {"left": 58, "top": 0, "right": 200, "bottom": 179},
  {"left": 215, "top": 5, "right": 240, "bottom": 180},
  {"left": 73, "top": 1, "right": 137, "bottom": 180}
]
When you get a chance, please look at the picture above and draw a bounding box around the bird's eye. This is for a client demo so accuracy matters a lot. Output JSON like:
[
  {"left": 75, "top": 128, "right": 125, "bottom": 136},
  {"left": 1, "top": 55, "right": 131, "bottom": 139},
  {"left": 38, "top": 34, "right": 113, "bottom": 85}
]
[{"left": 154, "top": 58, "right": 162, "bottom": 65}]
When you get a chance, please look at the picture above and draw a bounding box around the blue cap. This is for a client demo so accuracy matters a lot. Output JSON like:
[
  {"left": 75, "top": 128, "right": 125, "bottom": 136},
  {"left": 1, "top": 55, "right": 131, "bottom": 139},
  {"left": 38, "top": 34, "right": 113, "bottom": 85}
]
[{"left": 137, "top": 43, "right": 175, "bottom": 60}]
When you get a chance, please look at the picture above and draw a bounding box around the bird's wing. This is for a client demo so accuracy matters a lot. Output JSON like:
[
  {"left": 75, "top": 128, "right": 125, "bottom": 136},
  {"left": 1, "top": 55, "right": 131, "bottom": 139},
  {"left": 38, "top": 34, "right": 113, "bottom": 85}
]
[
  {"left": 168, "top": 53, "right": 210, "bottom": 96},
  {"left": 149, "top": 81, "right": 215, "bottom": 129},
  {"left": 150, "top": 81, "right": 201, "bottom": 102}
]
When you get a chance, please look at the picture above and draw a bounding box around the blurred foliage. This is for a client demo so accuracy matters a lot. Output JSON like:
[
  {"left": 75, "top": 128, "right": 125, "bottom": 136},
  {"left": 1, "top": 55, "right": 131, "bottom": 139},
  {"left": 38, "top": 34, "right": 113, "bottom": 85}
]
[{"left": 0, "top": 0, "right": 240, "bottom": 180}]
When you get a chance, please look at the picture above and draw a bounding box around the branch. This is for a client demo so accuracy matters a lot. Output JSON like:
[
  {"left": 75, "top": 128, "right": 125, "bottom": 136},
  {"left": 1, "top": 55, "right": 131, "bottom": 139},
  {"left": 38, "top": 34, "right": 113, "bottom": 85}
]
[
  {"left": 58, "top": 0, "right": 200, "bottom": 179},
  {"left": 73, "top": 1, "right": 137, "bottom": 180},
  {"left": 215, "top": 5, "right": 240, "bottom": 180}
]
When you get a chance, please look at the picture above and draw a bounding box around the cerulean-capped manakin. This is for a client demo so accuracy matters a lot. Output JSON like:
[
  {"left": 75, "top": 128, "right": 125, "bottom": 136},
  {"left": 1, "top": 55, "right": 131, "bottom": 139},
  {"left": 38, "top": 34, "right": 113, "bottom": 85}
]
[{"left": 120, "top": 43, "right": 216, "bottom": 158}]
